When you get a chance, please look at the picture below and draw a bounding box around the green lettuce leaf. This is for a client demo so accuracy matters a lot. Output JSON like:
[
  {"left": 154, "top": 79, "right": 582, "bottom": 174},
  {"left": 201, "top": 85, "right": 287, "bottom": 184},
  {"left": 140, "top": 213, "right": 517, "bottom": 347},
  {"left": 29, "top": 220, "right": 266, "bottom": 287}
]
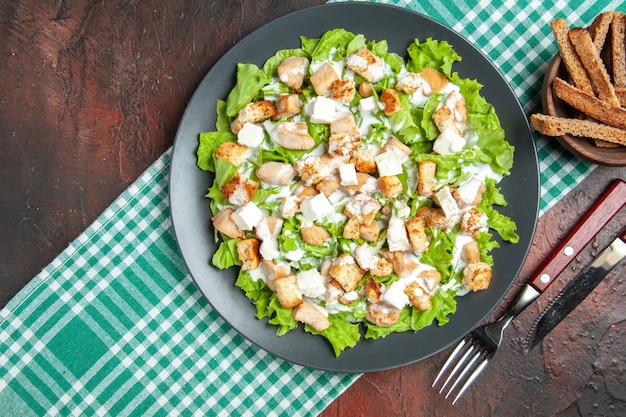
[
  {"left": 226, "top": 63, "right": 272, "bottom": 117},
  {"left": 406, "top": 37, "right": 461, "bottom": 76}
]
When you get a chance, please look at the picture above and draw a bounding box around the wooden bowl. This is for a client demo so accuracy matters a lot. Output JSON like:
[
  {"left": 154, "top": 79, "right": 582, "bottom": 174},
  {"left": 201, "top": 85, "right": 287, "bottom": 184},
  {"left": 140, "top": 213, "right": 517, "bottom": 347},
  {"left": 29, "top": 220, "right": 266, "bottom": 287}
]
[{"left": 541, "top": 54, "right": 626, "bottom": 166}]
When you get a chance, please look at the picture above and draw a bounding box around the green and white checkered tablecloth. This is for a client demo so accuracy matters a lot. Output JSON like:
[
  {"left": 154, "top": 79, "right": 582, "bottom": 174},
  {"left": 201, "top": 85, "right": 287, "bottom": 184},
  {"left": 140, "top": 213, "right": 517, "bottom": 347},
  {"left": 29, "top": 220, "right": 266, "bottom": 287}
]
[{"left": 1, "top": 0, "right": 621, "bottom": 415}]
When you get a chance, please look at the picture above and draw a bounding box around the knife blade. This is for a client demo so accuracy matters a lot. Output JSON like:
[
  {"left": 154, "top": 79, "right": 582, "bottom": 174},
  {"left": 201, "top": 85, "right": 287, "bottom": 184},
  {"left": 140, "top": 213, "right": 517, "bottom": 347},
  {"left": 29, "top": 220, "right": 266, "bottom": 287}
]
[{"left": 524, "top": 229, "right": 626, "bottom": 355}]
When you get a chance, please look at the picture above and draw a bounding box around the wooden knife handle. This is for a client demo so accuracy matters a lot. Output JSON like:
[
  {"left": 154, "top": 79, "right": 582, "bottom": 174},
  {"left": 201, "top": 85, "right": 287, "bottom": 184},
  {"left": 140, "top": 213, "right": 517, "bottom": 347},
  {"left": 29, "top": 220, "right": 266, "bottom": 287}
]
[{"left": 528, "top": 178, "right": 626, "bottom": 293}]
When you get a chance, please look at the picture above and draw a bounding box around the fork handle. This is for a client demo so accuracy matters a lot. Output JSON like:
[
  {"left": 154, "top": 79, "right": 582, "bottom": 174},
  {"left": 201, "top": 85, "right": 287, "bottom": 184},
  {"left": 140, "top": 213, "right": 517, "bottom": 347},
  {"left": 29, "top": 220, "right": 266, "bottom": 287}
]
[{"left": 528, "top": 178, "right": 626, "bottom": 293}]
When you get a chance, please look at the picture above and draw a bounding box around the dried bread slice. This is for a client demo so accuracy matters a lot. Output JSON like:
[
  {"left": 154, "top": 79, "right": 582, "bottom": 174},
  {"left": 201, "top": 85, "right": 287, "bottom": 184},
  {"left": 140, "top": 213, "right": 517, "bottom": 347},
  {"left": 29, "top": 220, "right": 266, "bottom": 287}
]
[
  {"left": 611, "top": 12, "right": 626, "bottom": 88},
  {"left": 530, "top": 113, "right": 626, "bottom": 146},
  {"left": 569, "top": 27, "right": 621, "bottom": 106},
  {"left": 589, "top": 11, "right": 614, "bottom": 49},
  {"left": 553, "top": 77, "right": 626, "bottom": 129},
  {"left": 551, "top": 18, "right": 594, "bottom": 95}
]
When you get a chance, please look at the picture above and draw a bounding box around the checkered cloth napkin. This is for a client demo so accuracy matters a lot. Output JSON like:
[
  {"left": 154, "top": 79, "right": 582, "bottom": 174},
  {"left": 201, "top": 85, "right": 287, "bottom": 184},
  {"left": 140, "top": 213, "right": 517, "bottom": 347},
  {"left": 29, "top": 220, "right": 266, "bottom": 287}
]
[{"left": 1, "top": 0, "right": 618, "bottom": 415}]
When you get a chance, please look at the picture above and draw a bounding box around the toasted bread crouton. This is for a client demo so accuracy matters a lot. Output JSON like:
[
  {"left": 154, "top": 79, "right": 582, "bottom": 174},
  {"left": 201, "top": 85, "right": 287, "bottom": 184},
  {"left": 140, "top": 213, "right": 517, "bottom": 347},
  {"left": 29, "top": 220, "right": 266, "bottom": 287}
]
[
  {"left": 329, "top": 254, "right": 364, "bottom": 292},
  {"left": 280, "top": 195, "right": 300, "bottom": 218},
  {"left": 380, "top": 89, "right": 401, "bottom": 116},
  {"left": 236, "top": 238, "right": 261, "bottom": 271},
  {"left": 462, "top": 239, "right": 481, "bottom": 264},
  {"left": 214, "top": 141, "right": 249, "bottom": 166},
  {"left": 343, "top": 194, "right": 382, "bottom": 226},
  {"left": 359, "top": 82, "right": 374, "bottom": 97},
  {"left": 310, "top": 62, "right": 340, "bottom": 96},
  {"left": 417, "top": 160, "right": 437, "bottom": 196},
  {"left": 295, "top": 155, "right": 333, "bottom": 186},
  {"left": 220, "top": 173, "right": 259, "bottom": 206},
  {"left": 432, "top": 106, "right": 463, "bottom": 136},
  {"left": 405, "top": 216, "right": 429, "bottom": 254},
  {"left": 461, "top": 208, "right": 487, "bottom": 236},
  {"left": 366, "top": 303, "right": 401, "bottom": 327},
  {"left": 231, "top": 100, "right": 276, "bottom": 134},
  {"left": 550, "top": 18, "right": 594, "bottom": 95},
  {"left": 261, "top": 259, "right": 291, "bottom": 291},
  {"left": 354, "top": 243, "right": 393, "bottom": 276},
  {"left": 329, "top": 133, "right": 362, "bottom": 157},
  {"left": 274, "top": 275, "right": 303, "bottom": 308},
  {"left": 370, "top": 258, "right": 393, "bottom": 277},
  {"left": 343, "top": 217, "right": 361, "bottom": 239},
  {"left": 420, "top": 67, "right": 448, "bottom": 93},
  {"left": 359, "top": 220, "right": 381, "bottom": 242},
  {"left": 292, "top": 300, "right": 330, "bottom": 331},
  {"left": 405, "top": 281, "right": 431, "bottom": 311},
  {"left": 332, "top": 79, "right": 356, "bottom": 103},
  {"left": 211, "top": 208, "right": 244, "bottom": 239},
  {"left": 256, "top": 161, "right": 296, "bottom": 186},
  {"left": 352, "top": 149, "right": 377, "bottom": 173},
  {"left": 346, "top": 47, "right": 384, "bottom": 82},
  {"left": 274, "top": 94, "right": 301, "bottom": 119},
  {"left": 300, "top": 224, "right": 331, "bottom": 246},
  {"left": 377, "top": 175, "right": 403, "bottom": 199},
  {"left": 395, "top": 72, "right": 423, "bottom": 94},
  {"left": 277, "top": 56, "right": 308, "bottom": 90},
  {"left": 272, "top": 122, "right": 316, "bottom": 150},
  {"left": 462, "top": 261, "right": 492, "bottom": 291}
]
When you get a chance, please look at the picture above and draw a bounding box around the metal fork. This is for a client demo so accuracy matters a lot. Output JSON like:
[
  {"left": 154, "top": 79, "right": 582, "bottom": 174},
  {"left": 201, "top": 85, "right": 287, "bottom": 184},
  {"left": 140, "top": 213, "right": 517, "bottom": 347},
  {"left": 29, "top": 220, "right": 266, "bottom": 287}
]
[{"left": 432, "top": 284, "right": 540, "bottom": 404}]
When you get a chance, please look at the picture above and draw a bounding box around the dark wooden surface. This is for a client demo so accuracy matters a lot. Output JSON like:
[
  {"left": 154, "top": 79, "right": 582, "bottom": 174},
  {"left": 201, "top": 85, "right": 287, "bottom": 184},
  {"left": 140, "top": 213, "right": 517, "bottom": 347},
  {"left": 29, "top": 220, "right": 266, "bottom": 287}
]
[{"left": 2, "top": 1, "right": 625, "bottom": 416}]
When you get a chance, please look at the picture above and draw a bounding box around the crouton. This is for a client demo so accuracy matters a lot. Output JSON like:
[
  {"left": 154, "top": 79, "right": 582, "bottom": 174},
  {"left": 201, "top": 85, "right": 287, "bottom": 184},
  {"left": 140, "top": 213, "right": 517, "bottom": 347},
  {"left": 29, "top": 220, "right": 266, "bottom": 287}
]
[
  {"left": 328, "top": 254, "right": 364, "bottom": 292},
  {"left": 214, "top": 141, "right": 249, "bottom": 166},
  {"left": 256, "top": 161, "right": 296, "bottom": 186},
  {"left": 280, "top": 195, "right": 300, "bottom": 218},
  {"left": 274, "top": 275, "right": 303, "bottom": 308},
  {"left": 462, "top": 261, "right": 492, "bottom": 291},
  {"left": 236, "top": 238, "right": 261, "bottom": 271},
  {"left": 277, "top": 56, "right": 308, "bottom": 90},
  {"left": 417, "top": 160, "right": 437, "bottom": 196},
  {"left": 220, "top": 173, "right": 259, "bottom": 206},
  {"left": 343, "top": 217, "right": 361, "bottom": 239},
  {"left": 352, "top": 149, "right": 377, "bottom": 173},
  {"left": 328, "top": 133, "right": 361, "bottom": 157},
  {"left": 377, "top": 175, "right": 403, "bottom": 199},
  {"left": 292, "top": 300, "right": 331, "bottom": 331},
  {"left": 346, "top": 48, "right": 384, "bottom": 82},
  {"left": 370, "top": 258, "right": 393, "bottom": 277},
  {"left": 343, "top": 194, "right": 381, "bottom": 226},
  {"left": 405, "top": 216, "right": 429, "bottom": 254},
  {"left": 420, "top": 67, "right": 449, "bottom": 93},
  {"left": 230, "top": 100, "right": 276, "bottom": 134},
  {"left": 310, "top": 62, "right": 339, "bottom": 96},
  {"left": 395, "top": 72, "right": 423, "bottom": 94},
  {"left": 432, "top": 106, "right": 463, "bottom": 136},
  {"left": 274, "top": 94, "right": 301, "bottom": 119},
  {"left": 380, "top": 89, "right": 401, "bottom": 115},
  {"left": 300, "top": 224, "right": 331, "bottom": 246},
  {"left": 332, "top": 79, "right": 356, "bottom": 103},
  {"left": 460, "top": 208, "right": 487, "bottom": 236},
  {"left": 366, "top": 302, "right": 401, "bottom": 327},
  {"left": 405, "top": 281, "right": 431, "bottom": 311},
  {"left": 295, "top": 155, "right": 333, "bottom": 186},
  {"left": 211, "top": 208, "right": 244, "bottom": 239},
  {"left": 272, "top": 122, "right": 315, "bottom": 150}
]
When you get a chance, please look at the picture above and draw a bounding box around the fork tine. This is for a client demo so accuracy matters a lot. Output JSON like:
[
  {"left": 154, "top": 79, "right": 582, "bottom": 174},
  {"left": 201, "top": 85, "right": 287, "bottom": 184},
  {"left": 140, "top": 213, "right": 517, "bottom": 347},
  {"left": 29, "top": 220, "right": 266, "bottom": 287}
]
[
  {"left": 451, "top": 355, "right": 491, "bottom": 405},
  {"left": 432, "top": 337, "right": 468, "bottom": 387},
  {"left": 443, "top": 348, "right": 482, "bottom": 399},
  {"left": 438, "top": 341, "right": 477, "bottom": 394}
]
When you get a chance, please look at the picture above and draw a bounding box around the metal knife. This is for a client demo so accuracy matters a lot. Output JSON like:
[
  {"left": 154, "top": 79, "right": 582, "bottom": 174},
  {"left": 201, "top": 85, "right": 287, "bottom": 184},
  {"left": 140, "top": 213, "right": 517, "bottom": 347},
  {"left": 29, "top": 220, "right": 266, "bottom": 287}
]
[{"left": 524, "top": 229, "right": 626, "bottom": 354}]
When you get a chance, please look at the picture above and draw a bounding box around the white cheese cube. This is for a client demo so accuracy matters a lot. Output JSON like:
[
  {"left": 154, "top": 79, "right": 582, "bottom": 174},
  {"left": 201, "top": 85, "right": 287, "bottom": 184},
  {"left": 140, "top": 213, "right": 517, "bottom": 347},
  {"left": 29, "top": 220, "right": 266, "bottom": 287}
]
[
  {"left": 230, "top": 202, "right": 263, "bottom": 230},
  {"left": 358, "top": 96, "right": 377, "bottom": 113},
  {"left": 433, "top": 186, "right": 460, "bottom": 219},
  {"left": 387, "top": 214, "right": 411, "bottom": 252},
  {"left": 296, "top": 268, "right": 326, "bottom": 298},
  {"left": 375, "top": 151, "right": 403, "bottom": 177},
  {"left": 339, "top": 163, "right": 358, "bottom": 186},
  {"left": 432, "top": 128, "right": 466, "bottom": 155},
  {"left": 259, "top": 239, "right": 279, "bottom": 260},
  {"left": 237, "top": 122, "right": 265, "bottom": 147},
  {"left": 382, "top": 282, "right": 410, "bottom": 309},
  {"left": 300, "top": 193, "right": 334, "bottom": 224},
  {"left": 308, "top": 96, "right": 336, "bottom": 124}
]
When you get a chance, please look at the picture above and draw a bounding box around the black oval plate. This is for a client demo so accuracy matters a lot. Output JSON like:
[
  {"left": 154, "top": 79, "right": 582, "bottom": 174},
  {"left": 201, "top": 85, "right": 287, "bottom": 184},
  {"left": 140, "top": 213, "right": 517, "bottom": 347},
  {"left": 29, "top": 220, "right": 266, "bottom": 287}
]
[{"left": 169, "top": 2, "right": 539, "bottom": 373}]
